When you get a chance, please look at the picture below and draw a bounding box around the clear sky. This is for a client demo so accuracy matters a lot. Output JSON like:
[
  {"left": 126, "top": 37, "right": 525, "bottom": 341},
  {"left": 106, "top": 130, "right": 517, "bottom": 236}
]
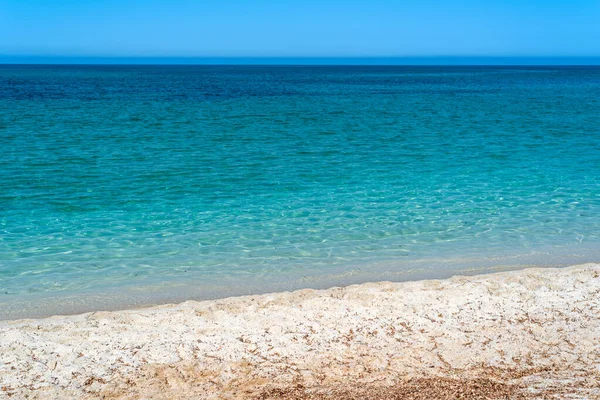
[{"left": 1, "top": 0, "right": 599, "bottom": 58}]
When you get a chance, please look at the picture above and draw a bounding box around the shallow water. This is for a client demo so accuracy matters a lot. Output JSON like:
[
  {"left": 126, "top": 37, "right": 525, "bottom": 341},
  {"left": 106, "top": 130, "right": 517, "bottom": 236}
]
[{"left": 1, "top": 65, "right": 600, "bottom": 318}]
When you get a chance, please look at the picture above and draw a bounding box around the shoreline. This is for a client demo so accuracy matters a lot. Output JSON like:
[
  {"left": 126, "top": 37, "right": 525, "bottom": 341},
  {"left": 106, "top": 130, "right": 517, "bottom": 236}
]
[
  {"left": 0, "top": 260, "right": 533, "bottom": 322},
  {"left": 1, "top": 263, "right": 599, "bottom": 399},
  {"left": 4, "top": 245, "right": 599, "bottom": 321}
]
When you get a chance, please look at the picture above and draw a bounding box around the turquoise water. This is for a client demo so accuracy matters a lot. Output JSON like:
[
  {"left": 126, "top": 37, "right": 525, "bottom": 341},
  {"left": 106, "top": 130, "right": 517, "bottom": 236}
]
[{"left": 1, "top": 65, "right": 600, "bottom": 318}]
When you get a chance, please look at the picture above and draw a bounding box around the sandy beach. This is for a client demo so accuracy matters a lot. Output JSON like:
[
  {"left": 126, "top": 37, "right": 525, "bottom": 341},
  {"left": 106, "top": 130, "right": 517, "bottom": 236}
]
[{"left": 1, "top": 263, "right": 599, "bottom": 399}]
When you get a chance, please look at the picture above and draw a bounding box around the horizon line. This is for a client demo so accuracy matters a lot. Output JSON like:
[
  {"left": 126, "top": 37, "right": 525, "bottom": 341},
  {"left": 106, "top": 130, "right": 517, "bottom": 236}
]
[{"left": 1, "top": 55, "right": 600, "bottom": 66}]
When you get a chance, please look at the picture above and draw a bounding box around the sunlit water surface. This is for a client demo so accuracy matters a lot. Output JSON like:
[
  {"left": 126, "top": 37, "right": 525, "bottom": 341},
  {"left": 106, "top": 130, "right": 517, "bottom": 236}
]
[{"left": 1, "top": 65, "right": 599, "bottom": 318}]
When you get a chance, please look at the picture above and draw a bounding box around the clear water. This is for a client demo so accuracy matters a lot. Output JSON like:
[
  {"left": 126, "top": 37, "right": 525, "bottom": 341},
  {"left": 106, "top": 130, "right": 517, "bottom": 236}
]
[{"left": 1, "top": 65, "right": 600, "bottom": 318}]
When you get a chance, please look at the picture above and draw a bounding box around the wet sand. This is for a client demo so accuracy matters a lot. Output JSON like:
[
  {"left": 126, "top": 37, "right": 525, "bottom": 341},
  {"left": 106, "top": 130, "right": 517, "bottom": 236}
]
[{"left": 1, "top": 264, "right": 599, "bottom": 399}]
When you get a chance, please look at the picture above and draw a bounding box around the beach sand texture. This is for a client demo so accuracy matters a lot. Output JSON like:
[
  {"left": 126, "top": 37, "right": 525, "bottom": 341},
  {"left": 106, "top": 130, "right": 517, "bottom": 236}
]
[{"left": 1, "top": 264, "right": 599, "bottom": 399}]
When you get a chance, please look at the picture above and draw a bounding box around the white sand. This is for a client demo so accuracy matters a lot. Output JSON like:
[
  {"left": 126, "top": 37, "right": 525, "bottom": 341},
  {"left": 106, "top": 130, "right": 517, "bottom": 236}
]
[{"left": 1, "top": 264, "right": 599, "bottom": 399}]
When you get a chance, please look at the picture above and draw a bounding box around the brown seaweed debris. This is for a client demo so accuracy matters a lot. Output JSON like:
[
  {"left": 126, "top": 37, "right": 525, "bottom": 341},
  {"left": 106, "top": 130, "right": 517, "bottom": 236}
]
[{"left": 256, "top": 377, "right": 529, "bottom": 400}]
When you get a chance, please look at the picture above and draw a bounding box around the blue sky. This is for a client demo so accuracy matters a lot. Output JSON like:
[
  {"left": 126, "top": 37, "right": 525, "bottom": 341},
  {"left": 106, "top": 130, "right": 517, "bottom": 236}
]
[{"left": 1, "top": 0, "right": 599, "bottom": 58}]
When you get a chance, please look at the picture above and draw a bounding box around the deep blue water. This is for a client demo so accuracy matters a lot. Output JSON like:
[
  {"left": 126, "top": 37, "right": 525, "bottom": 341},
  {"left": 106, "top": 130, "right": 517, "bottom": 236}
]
[{"left": 1, "top": 65, "right": 599, "bottom": 318}]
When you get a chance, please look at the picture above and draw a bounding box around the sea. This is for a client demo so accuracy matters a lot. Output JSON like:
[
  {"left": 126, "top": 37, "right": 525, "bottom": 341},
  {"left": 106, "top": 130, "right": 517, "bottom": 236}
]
[{"left": 1, "top": 64, "right": 599, "bottom": 319}]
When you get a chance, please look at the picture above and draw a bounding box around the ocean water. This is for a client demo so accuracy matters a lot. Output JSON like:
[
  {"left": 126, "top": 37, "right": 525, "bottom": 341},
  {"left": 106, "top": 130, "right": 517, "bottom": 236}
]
[{"left": 1, "top": 65, "right": 600, "bottom": 318}]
